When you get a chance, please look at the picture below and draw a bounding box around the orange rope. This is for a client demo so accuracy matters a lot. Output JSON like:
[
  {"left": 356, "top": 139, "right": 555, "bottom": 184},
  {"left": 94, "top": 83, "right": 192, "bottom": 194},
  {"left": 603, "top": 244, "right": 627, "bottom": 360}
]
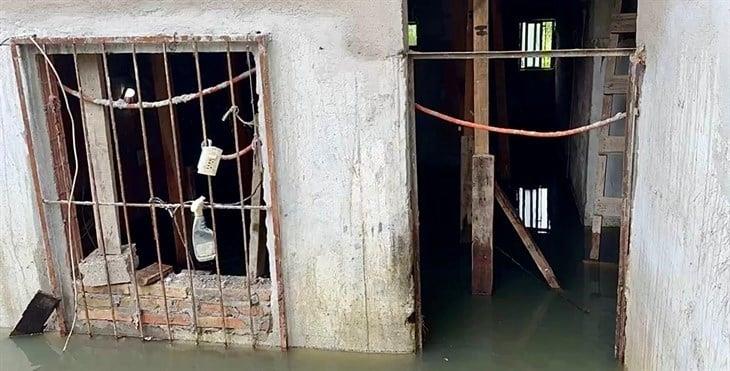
[{"left": 415, "top": 103, "right": 626, "bottom": 138}]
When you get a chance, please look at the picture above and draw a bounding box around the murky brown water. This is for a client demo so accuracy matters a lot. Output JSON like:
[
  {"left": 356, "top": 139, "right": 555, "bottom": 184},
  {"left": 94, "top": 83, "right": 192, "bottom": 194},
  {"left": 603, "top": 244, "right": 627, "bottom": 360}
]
[{"left": 1, "top": 259, "right": 619, "bottom": 371}]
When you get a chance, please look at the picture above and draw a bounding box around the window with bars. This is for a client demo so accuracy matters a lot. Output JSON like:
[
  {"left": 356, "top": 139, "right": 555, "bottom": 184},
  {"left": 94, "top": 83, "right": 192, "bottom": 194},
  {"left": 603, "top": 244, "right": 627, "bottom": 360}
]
[
  {"left": 519, "top": 20, "right": 555, "bottom": 70},
  {"left": 10, "top": 37, "right": 285, "bottom": 345},
  {"left": 516, "top": 186, "right": 551, "bottom": 233}
]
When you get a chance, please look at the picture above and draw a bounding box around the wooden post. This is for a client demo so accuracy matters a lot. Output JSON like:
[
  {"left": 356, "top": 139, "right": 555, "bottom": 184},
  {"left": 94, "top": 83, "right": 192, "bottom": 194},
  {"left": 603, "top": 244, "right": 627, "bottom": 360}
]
[
  {"left": 77, "top": 55, "right": 121, "bottom": 254},
  {"left": 470, "top": 0, "right": 494, "bottom": 295},
  {"left": 495, "top": 184, "right": 560, "bottom": 289},
  {"left": 460, "top": 0, "right": 475, "bottom": 242},
  {"left": 248, "top": 145, "right": 267, "bottom": 277},
  {"left": 471, "top": 154, "right": 494, "bottom": 295},
  {"left": 151, "top": 55, "right": 188, "bottom": 266},
  {"left": 615, "top": 49, "right": 644, "bottom": 362},
  {"left": 473, "top": 0, "right": 489, "bottom": 155}
]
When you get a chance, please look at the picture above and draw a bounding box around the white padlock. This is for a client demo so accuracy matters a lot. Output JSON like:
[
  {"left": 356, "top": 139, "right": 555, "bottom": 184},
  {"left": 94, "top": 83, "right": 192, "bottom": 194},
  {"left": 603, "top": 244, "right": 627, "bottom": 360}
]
[{"left": 197, "top": 140, "right": 223, "bottom": 176}]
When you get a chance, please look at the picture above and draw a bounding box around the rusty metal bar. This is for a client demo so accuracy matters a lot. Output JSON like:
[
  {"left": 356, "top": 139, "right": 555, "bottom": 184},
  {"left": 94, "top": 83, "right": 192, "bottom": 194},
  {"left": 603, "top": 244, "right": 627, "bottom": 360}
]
[
  {"left": 100, "top": 43, "right": 144, "bottom": 339},
  {"left": 71, "top": 43, "right": 118, "bottom": 338},
  {"left": 162, "top": 42, "right": 201, "bottom": 344},
  {"left": 225, "top": 43, "right": 257, "bottom": 345},
  {"left": 409, "top": 47, "right": 635, "bottom": 60},
  {"left": 193, "top": 41, "right": 229, "bottom": 346},
  {"left": 131, "top": 44, "right": 173, "bottom": 341},
  {"left": 39, "top": 43, "right": 92, "bottom": 337},
  {"left": 257, "top": 40, "right": 289, "bottom": 350},
  {"left": 10, "top": 43, "right": 69, "bottom": 335},
  {"left": 43, "top": 199, "right": 269, "bottom": 210},
  {"left": 11, "top": 35, "right": 266, "bottom": 46}
]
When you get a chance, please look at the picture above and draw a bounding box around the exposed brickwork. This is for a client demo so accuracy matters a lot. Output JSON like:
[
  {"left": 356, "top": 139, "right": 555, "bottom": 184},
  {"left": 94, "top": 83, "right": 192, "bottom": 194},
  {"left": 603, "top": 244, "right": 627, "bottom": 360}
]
[{"left": 75, "top": 271, "right": 272, "bottom": 345}]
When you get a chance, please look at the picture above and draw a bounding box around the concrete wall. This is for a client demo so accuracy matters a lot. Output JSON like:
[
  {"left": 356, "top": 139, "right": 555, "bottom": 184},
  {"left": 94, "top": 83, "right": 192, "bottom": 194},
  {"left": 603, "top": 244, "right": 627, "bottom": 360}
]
[
  {"left": 0, "top": 0, "right": 415, "bottom": 353},
  {"left": 626, "top": 1, "right": 730, "bottom": 368}
]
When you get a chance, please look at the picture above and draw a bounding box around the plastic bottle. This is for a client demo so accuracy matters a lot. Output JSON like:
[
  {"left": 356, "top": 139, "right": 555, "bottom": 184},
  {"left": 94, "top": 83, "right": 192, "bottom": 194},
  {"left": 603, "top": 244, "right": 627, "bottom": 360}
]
[{"left": 190, "top": 196, "right": 216, "bottom": 262}]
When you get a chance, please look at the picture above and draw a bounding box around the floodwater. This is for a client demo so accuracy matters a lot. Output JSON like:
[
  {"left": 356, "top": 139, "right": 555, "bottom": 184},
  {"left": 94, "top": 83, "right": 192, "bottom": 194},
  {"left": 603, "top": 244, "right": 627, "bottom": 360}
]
[{"left": 0, "top": 260, "right": 619, "bottom": 370}]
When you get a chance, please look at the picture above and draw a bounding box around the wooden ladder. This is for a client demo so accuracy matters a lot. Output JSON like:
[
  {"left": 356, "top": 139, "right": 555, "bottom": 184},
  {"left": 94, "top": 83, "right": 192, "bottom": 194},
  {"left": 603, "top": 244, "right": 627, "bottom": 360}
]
[{"left": 589, "top": 0, "right": 637, "bottom": 260}]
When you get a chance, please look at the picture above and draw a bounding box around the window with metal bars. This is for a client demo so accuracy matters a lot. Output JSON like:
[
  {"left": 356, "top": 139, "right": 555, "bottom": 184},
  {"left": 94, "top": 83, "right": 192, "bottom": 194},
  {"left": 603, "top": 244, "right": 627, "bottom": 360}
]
[
  {"left": 519, "top": 20, "right": 555, "bottom": 70},
  {"left": 9, "top": 37, "right": 287, "bottom": 345}
]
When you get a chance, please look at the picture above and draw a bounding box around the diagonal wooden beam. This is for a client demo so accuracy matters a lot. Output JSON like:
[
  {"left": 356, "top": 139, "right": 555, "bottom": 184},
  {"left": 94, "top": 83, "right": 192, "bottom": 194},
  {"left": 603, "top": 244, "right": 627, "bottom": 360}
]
[{"left": 494, "top": 184, "right": 560, "bottom": 289}]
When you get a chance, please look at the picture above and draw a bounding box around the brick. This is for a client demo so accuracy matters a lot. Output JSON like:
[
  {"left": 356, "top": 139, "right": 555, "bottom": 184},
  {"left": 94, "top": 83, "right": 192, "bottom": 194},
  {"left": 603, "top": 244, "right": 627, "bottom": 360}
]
[
  {"left": 77, "top": 281, "right": 131, "bottom": 295},
  {"left": 141, "top": 311, "right": 191, "bottom": 327},
  {"left": 79, "top": 308, "right": 134, "bottom": 322},
  {"left": 78, "top": 244, "right": 137, "bottom": 287},
  {"left": 136, "top": 282, "right": 188, "bottom": 298},
  {"left": 197, "top": 316, "right": 247, "bottom": 329},
  {"left": 197, "top": 302, "right": 263, "bottom": 317}
]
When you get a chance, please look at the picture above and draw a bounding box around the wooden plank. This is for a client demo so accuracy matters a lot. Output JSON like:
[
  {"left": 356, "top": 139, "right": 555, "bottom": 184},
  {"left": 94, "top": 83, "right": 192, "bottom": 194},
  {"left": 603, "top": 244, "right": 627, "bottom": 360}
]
[
  {"left": 605, "top": 77, "right": 629, "bottom": 94},
  {"left": 37, "top": 55, "right": 84, "bottom": 267},
  {"left": 595, "top": 196, "right": 622, "bottom": 216},
  {"left": 610, "top": 14, "right": 636, "bottom": 34},
  {"left": 10, "top": 291, "right": 60, "bottom": 336},
  {"left": 589, "top": 215, "right": 602, "bottom": 260},
  {"left": 471, "top": 154, "right": 494, "bottom": 295},
  {"left": 616, "top": 51, "right": 644, "bottom": 361},
  {"left": 599, "top": 136, "right": 625, "bottom": 153},
  {"left": 77, "top": 54, "right": 121, "bottom": 254},
  {"left": 135, "top": 263, "right": 173, "bottom": 286},
  {"left": 494, "top": 184, "right": 560, "bottom": 289},
  {"left": 248, "top": 148, "right": 267, "bottom": 277},
  {"left": 150, "top": 55, "right": 188, "bottom": 266},
  {"left": 473, "top": 0, "right": 489, "bottom": 155}
]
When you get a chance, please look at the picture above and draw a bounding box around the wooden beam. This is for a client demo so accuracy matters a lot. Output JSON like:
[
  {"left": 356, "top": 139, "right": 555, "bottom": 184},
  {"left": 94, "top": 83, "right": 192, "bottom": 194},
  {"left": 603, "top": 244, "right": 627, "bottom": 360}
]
[
  {"left": 494, "top": 184, "right": 560, "bottom": 289},
  {"left": 38, "top": 55, "right": 84, "bottom": 266},
  {"left": 460, "top": 0, "right": 475, "bottom": 242},
  {"left": 248, "top": 148, "right": 267, "bottom": 277},
  {"left": 473, "top": 0, "right": 489, "bottom": 155},
  {"left": 470, "top": 0, "right": 495, "bottom": 296},
  {"left": 590, "top": 215, "right": 603, "bottom": 260},
  {"left": 471, "top": 154, "right": 494, "bottom": 295},
  {"left": 77, "top": 54, "right": 121, "bottom": 254},
  {"left": 615, "top": 49, "right": 644, "bottom": 363},
  {"left": 136, "top": 263, "right": 173, "bottom": 286},
  {"left": 150, "top": 55, "right": 188, "bottom": 267}
]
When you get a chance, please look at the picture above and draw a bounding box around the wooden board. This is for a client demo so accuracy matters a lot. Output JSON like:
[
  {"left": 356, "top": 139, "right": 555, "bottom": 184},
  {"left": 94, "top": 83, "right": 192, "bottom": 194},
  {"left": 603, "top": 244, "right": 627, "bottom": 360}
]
[
  {"left": 77, "top": 54, "right": 121, "bottom": 255},
  {"left": 494, "top": 184, "right": 560, "bottom": 289},
  {"left": 150, "top": 55, "right": 189, "bottom": 266},
  {"left": 472, "top": 0, "right": 489, "bottom": 155},
  {"left": 136, "top": 263, "right": 173, "bottom": 286},
  {"left": 10, "top": 291, "right": 60, "bottom": 336},
  {"left": 471, "top": 154, "right": 494, "bottom": 295}
]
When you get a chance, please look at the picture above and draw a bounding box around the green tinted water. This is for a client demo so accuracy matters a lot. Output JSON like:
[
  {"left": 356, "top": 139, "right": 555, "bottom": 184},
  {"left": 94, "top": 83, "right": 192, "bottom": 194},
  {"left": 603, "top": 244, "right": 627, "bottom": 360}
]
[{"left": 1, "top": 260, "right": 618, "bottom": 371}]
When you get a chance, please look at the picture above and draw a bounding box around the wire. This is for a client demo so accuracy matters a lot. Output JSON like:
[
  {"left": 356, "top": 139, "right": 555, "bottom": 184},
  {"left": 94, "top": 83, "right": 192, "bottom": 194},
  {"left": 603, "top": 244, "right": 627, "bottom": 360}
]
[
  {"left": 28, "top": 36, "right": 81, "bottom": 352},
  {"left": 416, "top": 103, "right": 626, "bottom": 138},
  {"left": 494, "top": 245, "right": 590, "bottom": 314}
]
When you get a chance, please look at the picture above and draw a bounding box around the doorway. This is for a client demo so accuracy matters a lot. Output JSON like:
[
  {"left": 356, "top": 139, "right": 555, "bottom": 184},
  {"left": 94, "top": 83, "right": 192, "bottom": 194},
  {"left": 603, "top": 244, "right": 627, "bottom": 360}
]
[{"left": 409, "top": 0, "right": 636, "bottom": 367}]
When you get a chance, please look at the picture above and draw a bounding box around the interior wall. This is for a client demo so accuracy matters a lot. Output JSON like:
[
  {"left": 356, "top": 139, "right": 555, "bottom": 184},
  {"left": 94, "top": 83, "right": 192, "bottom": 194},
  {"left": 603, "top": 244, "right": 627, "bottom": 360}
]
[
  {"left": 567, "top": 0, "right": 615, "bottom": 226},
  {"left": 0, "top": 0, "right": 414, "bottom": 353},
  {"left": 626, "top": 1, "right": 730, "bottom": 368}
]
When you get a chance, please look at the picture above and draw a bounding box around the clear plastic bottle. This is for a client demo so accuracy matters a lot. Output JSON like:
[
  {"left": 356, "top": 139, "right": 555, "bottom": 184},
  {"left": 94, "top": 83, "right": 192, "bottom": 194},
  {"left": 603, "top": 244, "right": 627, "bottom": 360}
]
[{"left": 190, "top": 196, "right": 216, "bottom": 262}]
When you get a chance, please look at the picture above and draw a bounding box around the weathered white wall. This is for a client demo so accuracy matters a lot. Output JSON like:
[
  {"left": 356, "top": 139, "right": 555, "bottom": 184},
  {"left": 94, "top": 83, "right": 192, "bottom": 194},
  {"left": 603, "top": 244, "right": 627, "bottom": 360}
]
[
  {"left": 0, "top": 0, "right": 415, "bottom": 353},
  {"left": 626, "top": 1, "right": 730, "bottom": 368}
]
